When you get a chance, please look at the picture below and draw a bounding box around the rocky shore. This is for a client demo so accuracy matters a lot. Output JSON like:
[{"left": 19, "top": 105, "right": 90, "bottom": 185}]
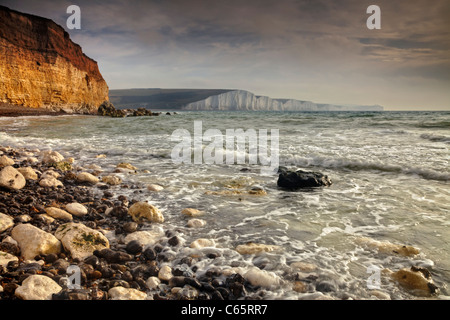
[
  {"left": 0, "top": 143, "right": 441, "bottom": 300},
  {"left": 0, "top": 145, "right": 289, "bottom": 301}
]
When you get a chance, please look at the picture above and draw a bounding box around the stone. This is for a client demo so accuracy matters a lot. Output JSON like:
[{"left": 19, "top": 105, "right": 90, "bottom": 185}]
[
  {"left": 181, "top": 208, "right": 204, "bottom": 217},
  {"left": 39, "top": 177, "right": 63, "bottom": 188},
  {"left": 244, "top": 268, "right": 281, "bottom": 288},
  {"left": 235, "top": 242, "right": 280, "bottom": 255},
  {"left": 124, "top": 228, "right": 164, "bottom": 247},
  {"left": 0, "top": 212, "right": 14, "bottom": 233},
  {"left": 55, "top": 223, "right": 109, "bottom": 260},
  {"left": 147, "top": 184, "right": 164, "bottom": 192},
  {"left": 158, "top": 265, "right": 173, "bottom": 281},
  {"left": 290, "top": 261, "right": 317, "bottom": 272},
  {"left": 128, "top": 201, "right": 164, "bottom": 223},
  {"left": 76, "top": 172, "right": 99, "bottom": 184},
  {"left": 190, "top": 238, "right": 216, "bottom": 249},
  {"left": 15, "top": 275, "right": 62, "bottom": 300},
  {"left": 293, "top": 281, "right": 309, "bottom": 293},
  {"left": 11, "top": 224, "right": 62, "bottom": 260},
  {"left": 45, "top": 207, "right": 73, "bottom": 221},
  {"left": 0, "top": 166, "right": 26, "bottom": 190},
  {"left": 186, "top": 218, "right": 207, "bottom": 228},
  {"left": 108, "top": 286, "right": 147, "bottom": 300},
  {"left": 277, "top": 168, "right": 332, "bottom": 190},
  {"left": 125, "top": 240, "right": 143, "bottom": 254},
  {"left": 0, "top": 155, "right": 14, "bottom": 167},
  {"left": 146, "top": 276, "right": 161, "bottom": 290},
  {"left": 41, "top": 170, "right": 60, "bottom": 179},
  {"left": 356, "top": 237, "right": 420, "bottom": 257},
  {"left": 65, "top": 203, "right": 88, "bottom": 217},
  {"left": 17, "top": 167, "right": 38, "bottom": 180},
  {"left": 102, "top": 175, "right": 122, "bottom": 185},
  {"left": 391, "top": 266, "right": 438, "bottom": 296},
  {"left": 41, "top": 151, "right": 65, "bottom": 164},
  {"left": 117, "top": 162, "right": 137, "bottom": 170},
  {"left": 0, "top": 251, "right": 19, "bottom": 268}
]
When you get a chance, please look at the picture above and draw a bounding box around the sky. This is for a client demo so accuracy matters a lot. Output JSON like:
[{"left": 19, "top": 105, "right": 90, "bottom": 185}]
[{"left": 1, "top": 0, "right": 449, "bottom": 110}]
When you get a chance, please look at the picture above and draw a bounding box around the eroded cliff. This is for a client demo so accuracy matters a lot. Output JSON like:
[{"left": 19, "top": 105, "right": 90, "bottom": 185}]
[{"left": 0, "top": 5, "right": 109, "bottom": 113}]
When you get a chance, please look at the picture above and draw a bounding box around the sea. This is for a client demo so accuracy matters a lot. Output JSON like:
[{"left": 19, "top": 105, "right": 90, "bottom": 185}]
[{"left": 1, "top": 110, "right": 449, "bottom": 300}]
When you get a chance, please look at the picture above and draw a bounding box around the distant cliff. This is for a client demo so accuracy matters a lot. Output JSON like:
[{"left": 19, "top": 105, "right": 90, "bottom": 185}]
[
  {"left": 183, "top": 90, "right": 384, "bottom": 112},
  {"left": 0, "top": 6, "right": 109, "bottom": 113}
]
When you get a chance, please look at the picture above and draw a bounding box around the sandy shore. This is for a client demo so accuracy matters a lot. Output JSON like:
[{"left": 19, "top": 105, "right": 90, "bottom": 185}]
[{"left": 0, "top": 103, "right": 67, "bottom": 117}]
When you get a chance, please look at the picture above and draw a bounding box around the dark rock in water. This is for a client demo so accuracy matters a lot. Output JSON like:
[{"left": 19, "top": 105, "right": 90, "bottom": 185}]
[
  {"left": 277, "top": 168, "right": 332, "bottom": 190},
  {"left": 97, "top": 101, "right": 126, "bottom": 118},
  {"left": 126, "top": 240, "right": 143, "bottom": 254},
  {"left": 316, "top": 280, "right": 337, "bottom": 292}
]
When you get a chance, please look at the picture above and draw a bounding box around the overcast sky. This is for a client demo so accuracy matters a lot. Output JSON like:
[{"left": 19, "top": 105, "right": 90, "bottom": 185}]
[{"left": 2, "top": 0, "right": 449, "bottom": 110}]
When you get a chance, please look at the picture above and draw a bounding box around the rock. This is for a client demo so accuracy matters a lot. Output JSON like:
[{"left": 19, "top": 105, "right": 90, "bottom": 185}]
[
  {"left": 0, "top": 155, "right": 15, "bottom": 167},
  {"left": 181, "top": 208, "right": 204, "bottom": 217},
  {"left": 128, "top": 201, "right": 164, "bottom": 223},
  {"left": 0, "top": 212, "right": 14, "bottom": 233},
  {"left": 39, "top": 177, "right": 63, "bottom": 188},
  {"left": 235, "top": 242, "right": 280, "bottom": 255},
  {"left": 102, "top": 175, "right": 122, "bottom": 185},
  {"left": 95, "top": 248, "right": 132, "bottom": 263},
  {"left": 0, "top": 166, "right": 26, "bottom": 190},
  {"left": 65, "top": 203, "right": 88, "bottom": 217},
  {"left": 15, "top": 275, "right": 62, "bottom": 300},
  {"left": 244, "top": 267, "right": 281, "bottom": 288},
  {"left": 41, "top": 170, "right": 60, "bottom": 179},
  {"left": 356, "top": 237, "right": 420, "bottom": 257},
  {"left": 17, "top": 167, "right": 38, "bottom": 180},
  {"left": 277, "top": 168, "right": 332, "bottom": 190},
  {"left": 293, "top": 281, "right": 309, "bottom": 293},
  {"left": 11, "top": 224, "right": 62, "bottom": 260},
  {"left": 391, "top": 266, "right": 439, "bottom": 296},
  {"left": 41, "top": 151, "right": 65, "bottom": 164},
  {"left": 158, "top": 265, "right": 173, "bottom": 281},
  {"left": 316, "top": 281, "right": 337, "bottom": 293},
  {"left": 186, "top": 218, "right": 207, "bottom": 228},
  {"left": 76, "top": 172, "right": 99, "bottom": 184},
  {"left": 190, "top": 238, "right": 216, "bottom": 249},
  {"left": 146, "top": 276, "right": 161, "bottom": 290},
  {"left": 124, "top": 228, "right": 164, "bottom": 247},
  {"left": 117, "top": 162, "right": 137, "bottom": 170},
  {"left": 147, "top": 184, "right": 164, "bottom": 192},
  {"left": 108, "top": 287, "right": 147, "bottom": 300},
  {"left": 125, "top": 240, "right": 143, "bottom": 254},
  {"left": 45, "top": 207, "right": 73, "bottom": 221},
  {"left": 290, "top": 261, "right": 318, "bottom": 272},
  {"left": 55, "top": 223, "right": 109, "bottom": 260},
  {"left": 98, "top": 101, "right": 126, "bottom": 118},
  {"left": 0, "top": 251, "right": 19, "bottom": 268}
]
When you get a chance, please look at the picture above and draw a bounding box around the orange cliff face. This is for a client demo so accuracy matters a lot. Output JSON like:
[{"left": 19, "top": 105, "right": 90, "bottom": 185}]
[{"left": 0, "top": 5, "right": 109, "bottom": 114}]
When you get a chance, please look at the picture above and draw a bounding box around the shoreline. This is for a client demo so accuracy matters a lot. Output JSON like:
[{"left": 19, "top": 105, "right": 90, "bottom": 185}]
[
  {"left": 0, "top": 103, "right": 68, "bottom": 118},
  {"left": 0, "top": 144, "right": 272, "bottom": 301}
]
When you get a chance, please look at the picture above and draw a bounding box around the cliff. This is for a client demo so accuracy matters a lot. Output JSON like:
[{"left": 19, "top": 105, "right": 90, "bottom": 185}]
[
  {"left": 0, "top": 6, "right": 109, "bottom": 113},
  {"left": 183, "top": 90, "right": 384, "bottom": 112}
]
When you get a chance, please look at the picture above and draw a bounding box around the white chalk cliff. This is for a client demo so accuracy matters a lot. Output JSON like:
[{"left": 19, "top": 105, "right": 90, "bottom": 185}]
[{"left": 183, "top": 90, "right": 383, "bottom": 111}]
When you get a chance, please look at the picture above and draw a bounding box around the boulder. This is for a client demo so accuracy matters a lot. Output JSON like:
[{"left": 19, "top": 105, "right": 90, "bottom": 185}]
[
  {"left": 102, "top": 175, "right": 122, "bottom": 185},
  {"left": 97, "top": 101, "right": 126, "bottom": 118},
  {"left": 108, "top": 287, "right": 147, "bottom": 300},
  {"left": 0, "top": 212, "right": 14, "bottom": 233},
  {"left": 41, "top": 150, "right": 65, "bottom": 164},
  {"left": 158, "top": 265, "right": 173, "bottom": 281},
  {"left": 65, "top": 203, "right": 88, "bottom": 217},
  {"left": 11, "top": 224, "right": 62, "bottom": 260},
  {"left": 190, "top": 238, "right": 215, "bottom": 249},
  {"left": 356, "top": 237, "right": 420, "bottom": 257},
  {"left": 277, "top": 168, "right": 332, "bottom": 190},
  {"left": 181, "top": 208, "right": 204, "bottom": 217},
  {"left": 0, "top": 251, "right": 19, "bottom": 268},
  {"left": 0, "top": 166, "right": 26, "bottom": 190},
  {"left": 391, "top": 266, "right": 439, "bottom": 296},
  {"left": 147, "top": 184, "right": 164, "bottom": 192},
  {"left": 0, "top": 155, "right": 15, "bottom": 167},
  {"left": 117, "top": 162, "right": 137, "bottom": 170},
  {"left": 235, "top": 242, "right": 280, "bottom": 255},
  {"left": 123, "top": 228, "right": 165, "bottom": 247},
  {"left": 76, "top": 172, "right": 99, "bottom": 184},
  {"left": 15, "top": 275, "right": 62, "bottom": 300},
  {"left": 17, "top": 167, "right": 38, "bottom": 180},
  {"left": 39, "top": 177, "right": 63, "bottom": 188},
  {"left": 128, "top": 202, "right": 164, "bottom": 223},
  {"left": 244, "top": 267, "right": 281, "bottom": 288},
  {"left": 186, "top": 218, "right": 207, "bottom": 228},
  {"left": 45, "top": 207, "right": 73, "bottom": 221},
  {"left": 55, "top": 223, "right": 109, "bottom": 260}
]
